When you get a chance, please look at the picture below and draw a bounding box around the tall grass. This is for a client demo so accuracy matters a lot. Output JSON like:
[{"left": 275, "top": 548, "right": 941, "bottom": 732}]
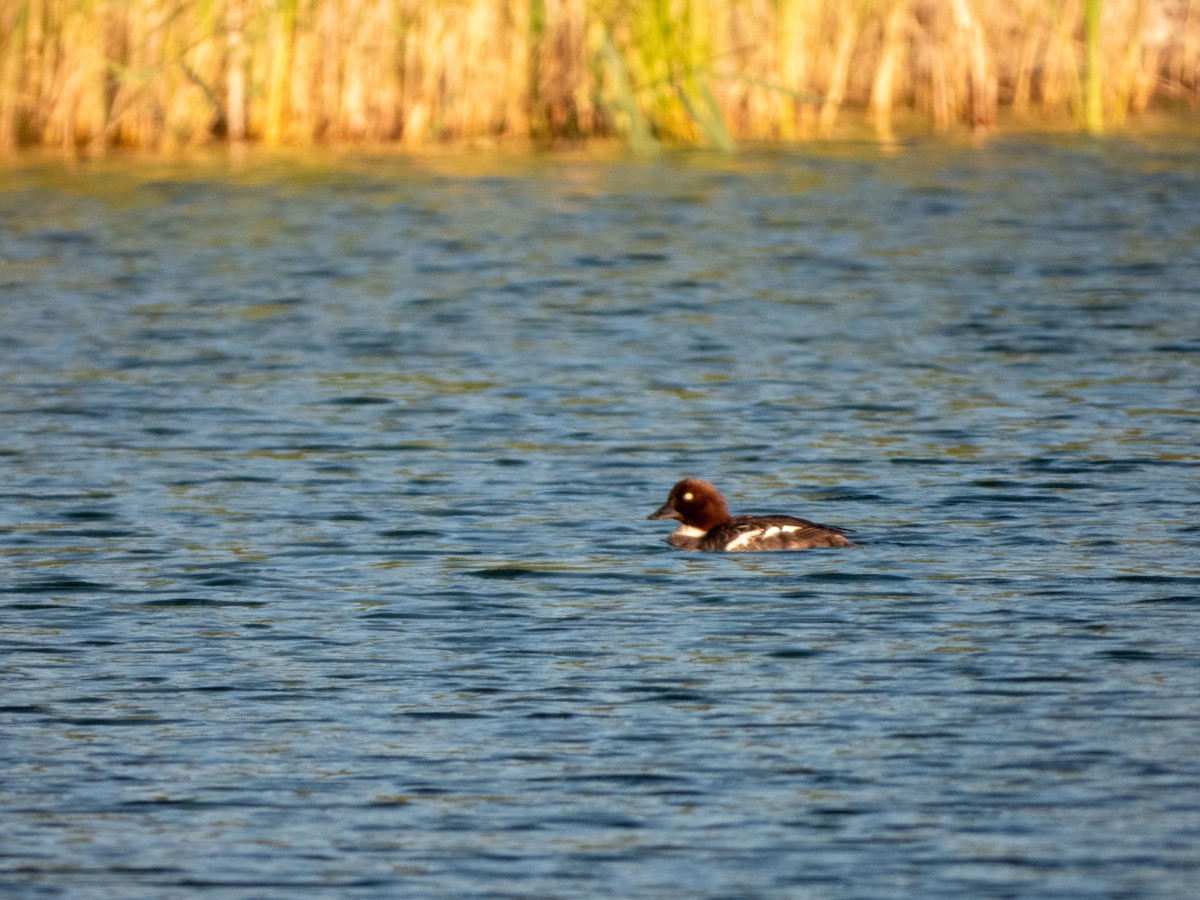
[{"left": 0, "top": 0, "right": 1196, "bottom": 152}]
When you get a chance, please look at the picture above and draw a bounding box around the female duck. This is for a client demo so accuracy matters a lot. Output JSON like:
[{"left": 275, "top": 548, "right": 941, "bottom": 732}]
[{"left": 648, "top": 478, "right": 855, "bottom": 551}]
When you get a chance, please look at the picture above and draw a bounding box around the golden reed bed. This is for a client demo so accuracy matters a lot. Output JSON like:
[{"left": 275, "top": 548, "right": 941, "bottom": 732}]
[{"left": 1, "top": 0, "right": 1196, "bottom": 153}]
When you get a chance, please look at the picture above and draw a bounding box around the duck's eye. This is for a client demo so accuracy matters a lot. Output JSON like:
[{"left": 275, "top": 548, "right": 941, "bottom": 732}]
[{"left": 682, "top": 492, "right": 693, "bottom": 501}]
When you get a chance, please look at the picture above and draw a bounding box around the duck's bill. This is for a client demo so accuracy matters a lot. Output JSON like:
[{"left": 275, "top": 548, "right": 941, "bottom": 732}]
[{"left": 647, "top": 502, "right": 680, "bottom": 521}]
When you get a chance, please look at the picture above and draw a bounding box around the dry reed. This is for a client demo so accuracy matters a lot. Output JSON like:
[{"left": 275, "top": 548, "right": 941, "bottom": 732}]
[{"left": 0, "top": 0, "right": 1196, "bottom": 153}]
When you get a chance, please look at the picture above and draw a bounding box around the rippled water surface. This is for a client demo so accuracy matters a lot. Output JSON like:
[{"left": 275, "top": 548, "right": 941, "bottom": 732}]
[{"left": 2, "top": 136, "right": 1199, "bottom": 897}]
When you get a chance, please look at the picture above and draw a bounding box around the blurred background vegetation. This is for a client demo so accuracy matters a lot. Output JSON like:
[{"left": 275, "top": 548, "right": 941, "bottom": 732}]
[{"left": 1, "top": 0, "right": 1196, "bottom": 153}]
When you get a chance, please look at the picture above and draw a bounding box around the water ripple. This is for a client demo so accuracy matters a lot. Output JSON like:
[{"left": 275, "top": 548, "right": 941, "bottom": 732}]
[{"left": 2, "top": 138, "right": 1199, "bottom": 897}]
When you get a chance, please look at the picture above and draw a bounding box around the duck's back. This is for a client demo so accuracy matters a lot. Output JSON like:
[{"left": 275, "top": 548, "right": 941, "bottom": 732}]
[{"left": 699, "top": 515, "right": 855, "bottom": 552}]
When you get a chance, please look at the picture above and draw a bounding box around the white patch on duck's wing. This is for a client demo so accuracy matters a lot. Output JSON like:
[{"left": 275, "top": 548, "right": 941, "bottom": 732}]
[
  {"left": 723, "top": 526, "right": 775, "bottom": 551},
  {"left": 723, "top": 522, "right": 812, "bottom": 551}
]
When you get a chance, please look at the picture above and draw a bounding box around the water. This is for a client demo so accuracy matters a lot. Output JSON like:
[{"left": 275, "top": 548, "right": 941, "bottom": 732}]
[{"left": 1, "top": 135, "right": 1199, "bottom": 898}]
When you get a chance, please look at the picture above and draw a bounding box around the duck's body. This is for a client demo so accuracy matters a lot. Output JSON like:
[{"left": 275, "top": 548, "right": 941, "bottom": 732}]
[{"left": 648, "top": 478, "right": 855, "bottom": 552}]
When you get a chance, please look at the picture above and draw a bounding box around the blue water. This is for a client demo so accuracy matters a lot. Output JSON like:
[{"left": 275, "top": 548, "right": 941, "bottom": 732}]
[{"left": 2, "top": 136, "right": 1199, "bottom": 897}]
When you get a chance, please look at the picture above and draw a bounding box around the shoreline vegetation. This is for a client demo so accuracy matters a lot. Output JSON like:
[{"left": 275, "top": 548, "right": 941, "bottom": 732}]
[{"left": 1, "top": 0, "right": 1197, "bottom": 155}]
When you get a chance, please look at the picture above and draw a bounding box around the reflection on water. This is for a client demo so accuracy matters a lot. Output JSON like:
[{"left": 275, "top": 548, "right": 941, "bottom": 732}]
[{"left": 2, "top": 136, "right": 1199, "bottom": 896}]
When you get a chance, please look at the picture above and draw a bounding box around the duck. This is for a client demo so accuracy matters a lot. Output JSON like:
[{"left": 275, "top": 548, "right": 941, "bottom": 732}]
[{"left": 648, "top": 478, "right": 855, "bottom": 551}]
